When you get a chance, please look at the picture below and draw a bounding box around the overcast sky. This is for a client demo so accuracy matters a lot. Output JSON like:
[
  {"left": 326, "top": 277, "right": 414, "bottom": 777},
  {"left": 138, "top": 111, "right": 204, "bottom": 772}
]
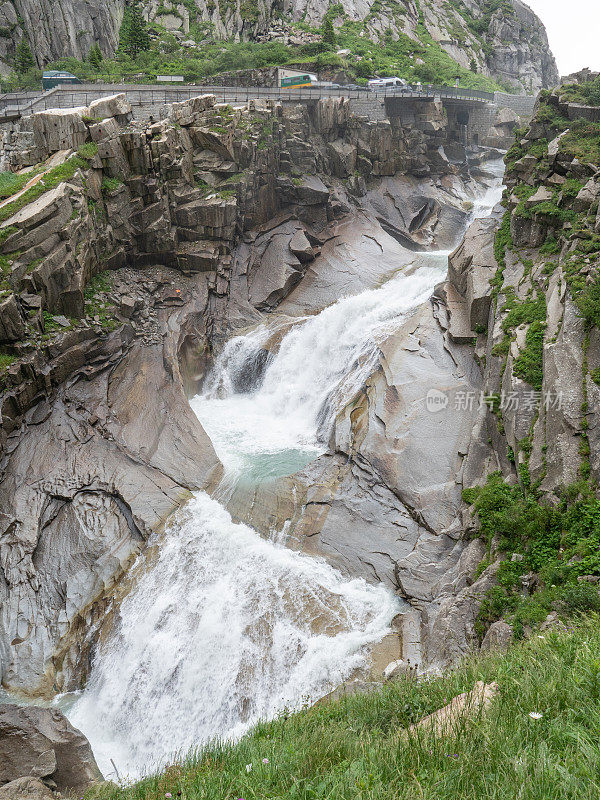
[{"left": 524, "top": 0, "right": 600, "bottom": 75}]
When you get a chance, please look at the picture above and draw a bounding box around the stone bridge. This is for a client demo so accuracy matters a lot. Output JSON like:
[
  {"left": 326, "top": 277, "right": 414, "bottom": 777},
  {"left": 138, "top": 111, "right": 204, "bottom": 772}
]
[{"left": 0, "top": 82, "right": 535, "bottom": 148}]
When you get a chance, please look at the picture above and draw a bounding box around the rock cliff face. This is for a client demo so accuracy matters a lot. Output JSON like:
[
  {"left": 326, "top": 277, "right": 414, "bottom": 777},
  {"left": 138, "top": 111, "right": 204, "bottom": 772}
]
[
  {"left": 0, "top": 0, "right": 122, "bottom": 74},
  {"left": 1, "top": 0, "right": 556, "bottom": 94},
  {"left": 431, "top": 79, "right": 600, "bottom": 661},
  {"left": 0, "top": 89, "right": 499, "bottom": 694}
]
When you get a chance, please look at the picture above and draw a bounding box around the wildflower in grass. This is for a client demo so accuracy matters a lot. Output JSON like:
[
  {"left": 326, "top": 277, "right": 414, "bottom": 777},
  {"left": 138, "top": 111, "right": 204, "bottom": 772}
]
[
  {"left": 529, "top": 711, "right": 543, "bottom": 720},
  {"left": 262, "top": 758, "right": 269, "bottom": 765},
  {"left": 165, "top": 794, "right": 172, "bottom": 798},
  {"left": 245, "top": 764, "right": 252, "bottom": 773}
]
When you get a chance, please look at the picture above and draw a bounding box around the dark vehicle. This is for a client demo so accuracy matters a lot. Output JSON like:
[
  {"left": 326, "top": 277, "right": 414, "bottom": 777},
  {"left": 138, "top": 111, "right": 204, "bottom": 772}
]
[{"left": 42, "top": 71, "right": 82, "bottom": 91}]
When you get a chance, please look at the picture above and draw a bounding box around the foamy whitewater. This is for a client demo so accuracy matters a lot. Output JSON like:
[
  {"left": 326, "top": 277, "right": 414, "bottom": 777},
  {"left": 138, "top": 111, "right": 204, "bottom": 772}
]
[
  {"left": 68, "top": 160, "right": 504, "bottom": 779},
  {"left": 69, "top": 494, "right": 398, "bottom": 778},
  {"left": 192, "top": 255, "right": 449, "bottom": 483}
]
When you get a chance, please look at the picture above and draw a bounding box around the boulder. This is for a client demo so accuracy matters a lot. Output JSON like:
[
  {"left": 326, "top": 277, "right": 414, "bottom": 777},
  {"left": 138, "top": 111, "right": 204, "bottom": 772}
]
[
  {"left": 0, "top": 778, "right": 54, "bottom": 800},
  {"left": 87, "top": 93, "right": 131, "bottom": 121},
  {"left": 495, "top": 106, "right": 520, "bottom": 128},
  {"left": 190, "top": 126, "right": 234, "bottom": 159},
  {"left": 525, "top": 185, "right": 553, "bottom": 207},
  {"left": 481, "top": 620, "right": 514, "bottom": 652},
  {"left": 548, "top": 131, "right": 568, "bottom": 158},
  {"left": 327, "top": 140, "right": 357, "bottom": 178},
  {"left": 249, "top": 231, "right": 303, "bottom": 309},
  {"left": 170, "top": 94, "right": 216, "bottom": 126},
  {"left": 407, "top": 681, "right": 499, "bottom": 737},
  {"left": 1, "top": 184, "right": 71, "bottom": 234},
  {"left": 0, "top": 705, "right": 102, "bottom": 795},
  {"left": 289, "top": 229, "right": 314, "bottom": 263},
  {"left": 0, "top": 295, "right": 25, "bottom": 343},
  {"left": 510, "top": 214, "right": 548, "bottom": 248},
  {"left": 88, "top": 117, "right": 121, "bottom": 144},
  {"left": 383, "top": 659, "right": 411, "bottom": 681},
  {"left": 175, "top": 196, "right": 237, "bottom": 234},
  {"left": 294, "top": 175, "right": 329, "bottom": 205},
  {"left": 572, "top": 178, "right": 600, "bottom": 212},
  {"left": 31, "top": 108, "right": 88, "bottom": 154}
]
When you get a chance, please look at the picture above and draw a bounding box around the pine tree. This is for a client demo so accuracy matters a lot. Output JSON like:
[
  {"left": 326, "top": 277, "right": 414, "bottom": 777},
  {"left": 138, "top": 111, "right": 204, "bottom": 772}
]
[
  {"left": 15, "top": 38, "right": 34, "bottom": 74},
  {"left": 322, "top": 16, "right": 336, "bottom": 50},
  {"left": 118, "top": 3, "right": 150, "bottom": 59},
  {"left": 470, "top": 57, "right": 477, "bottom": 73},
  {"left": 88, "top": 43, "right": 104, "bottom": 70}
]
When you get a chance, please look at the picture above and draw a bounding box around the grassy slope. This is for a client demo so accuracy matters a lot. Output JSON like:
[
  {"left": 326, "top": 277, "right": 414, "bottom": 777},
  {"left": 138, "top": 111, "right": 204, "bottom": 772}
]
[{"left": 90, "top": 617, "right": 600, "bottom": 800}]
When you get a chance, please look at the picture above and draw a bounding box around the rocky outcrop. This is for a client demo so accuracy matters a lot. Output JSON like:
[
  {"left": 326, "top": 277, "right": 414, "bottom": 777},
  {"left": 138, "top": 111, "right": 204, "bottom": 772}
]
[
  {"left": 454, "top": 85, "right": 600, "bottom": 498},
  {"left": 428, "top": 79, "right": 600, "bottom": 658},
  {"left": 10, "top": 0, "right": 122, "bottom": 68},
  {"left": 0, "top": 777, "right": 54, "bottom": 800},
  {"left": 0, "top": 704, "right": 102, "bottom": 795}
]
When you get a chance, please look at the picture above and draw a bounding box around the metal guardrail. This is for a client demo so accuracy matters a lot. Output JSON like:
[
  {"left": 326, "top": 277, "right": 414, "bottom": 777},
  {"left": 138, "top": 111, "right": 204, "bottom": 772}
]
[{"left": 0, "top": 82, "right": 495, "bottom": 120}]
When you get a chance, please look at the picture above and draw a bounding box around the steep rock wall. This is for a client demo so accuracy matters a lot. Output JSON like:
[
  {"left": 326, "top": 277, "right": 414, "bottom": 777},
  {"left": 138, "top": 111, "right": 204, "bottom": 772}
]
[
  {"left": 1, "top": 0, "right": 556, "bottom": 95},
  {"left": 434, "top": 81, "right": 600, "bottom": 659}
]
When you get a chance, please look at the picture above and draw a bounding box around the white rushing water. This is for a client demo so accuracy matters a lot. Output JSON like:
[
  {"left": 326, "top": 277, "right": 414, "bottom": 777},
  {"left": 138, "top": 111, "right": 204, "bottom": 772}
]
[
  {"left": 68, "top": 160, "right": 504, "bottom": 779},
  {"left": 69, "top": 494, "right": 398, "bottom": 778},
  {"left": 192, "top": 254, "right": 449, "bottom": 484}
]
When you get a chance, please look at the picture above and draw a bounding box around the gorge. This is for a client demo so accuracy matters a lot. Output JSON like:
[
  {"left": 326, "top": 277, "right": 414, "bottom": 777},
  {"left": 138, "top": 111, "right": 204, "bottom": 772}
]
[
  {"left": 0, "top": 83, "right": 511, "bottom": 778},
  {"left": 0, "top": 3, "right": 599, "bottom": 794},
  {"left": 66, "top": 158, "right": 502, "bottom": 778}
]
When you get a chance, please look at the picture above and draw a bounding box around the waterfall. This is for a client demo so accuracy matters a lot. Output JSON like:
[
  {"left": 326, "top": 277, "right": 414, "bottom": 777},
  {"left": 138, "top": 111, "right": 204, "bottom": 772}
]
[
  {"left": 69, "top": 495, "right": 398, "bottom": 779},
  {"left": 192, "top": 255, "right": 450, "bottom": 483},
  {"left": 67, "top": 160, "right": 505, "bottom": 779}
]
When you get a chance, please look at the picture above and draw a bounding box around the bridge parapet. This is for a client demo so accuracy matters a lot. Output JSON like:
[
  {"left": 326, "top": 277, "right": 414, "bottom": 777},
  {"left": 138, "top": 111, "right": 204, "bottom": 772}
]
[{"left": 0, "top": 82, "right": 497, "bottom": 123}]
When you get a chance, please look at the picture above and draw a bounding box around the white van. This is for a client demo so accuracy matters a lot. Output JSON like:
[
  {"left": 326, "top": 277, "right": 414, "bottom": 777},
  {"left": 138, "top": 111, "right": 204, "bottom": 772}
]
[{"left": 368, "top": 77, "right": 410, "bottom": 89}]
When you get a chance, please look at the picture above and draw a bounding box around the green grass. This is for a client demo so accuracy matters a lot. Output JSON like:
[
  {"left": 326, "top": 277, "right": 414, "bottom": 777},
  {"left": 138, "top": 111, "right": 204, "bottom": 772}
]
[
  {"left": 464, "top": 473, "right": 600, "bottom": 637},
  {"left": 77, "top": 142, "right": 99, "bottom": 160},
  {"left": 0, "top": 170, "right": 37, "bottom": 198},
  {"left": 0, "top": 156, "right": 88, "bottom": 227},
  {"left": 101, "top": 176, "right": 124, "bottom": 196},
  {"left": 86, "top": 618, "right": 600, "bottom": 800},
  {"left": 512, "top": 319, "right": 545, "bottom": 390},
  {"left": 42, "top": 310, "right": 76, "bottom": 332},
  {"left": 559, "top": 76, "right": 600, "bottom": 107},
  {"left": 575, "top": 279, "right": 600, "bottom": 328},
  {"left": 0, "top": 352, "right": 16, "bottom": 370}
]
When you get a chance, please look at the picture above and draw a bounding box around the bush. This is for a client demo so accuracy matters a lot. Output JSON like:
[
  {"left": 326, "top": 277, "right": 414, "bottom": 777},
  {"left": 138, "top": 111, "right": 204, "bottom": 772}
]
[
  {"left": 557, "top": 583, "right": 600, "bottom": 614},
  {"left": 576, "top": 279, "right": 600, "bottom": 328},
  {"left": 465, "top": 473, "right": 600, "bottom": 636}
]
